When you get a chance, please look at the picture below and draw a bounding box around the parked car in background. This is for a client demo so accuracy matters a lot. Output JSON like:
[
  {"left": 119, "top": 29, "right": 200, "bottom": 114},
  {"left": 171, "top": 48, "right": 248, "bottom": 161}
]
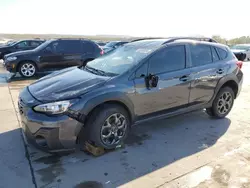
[
  {"left": 4, "top": 38, "right": 103, "bottom": 77},
  {"left": 0, "top": 39, "right": 45, "bottom": 59},
  {"left": 102, "top": 41, "right": 128, "bottom": 53},
  {"left": 18, "top": 37, "right": 243, "bottom": 152},
  {"left": 230, "top": 44, "right": 250, "bottom": 61},
  {"left": 95, "top": 41, "right": 107, "bottom": 46}
]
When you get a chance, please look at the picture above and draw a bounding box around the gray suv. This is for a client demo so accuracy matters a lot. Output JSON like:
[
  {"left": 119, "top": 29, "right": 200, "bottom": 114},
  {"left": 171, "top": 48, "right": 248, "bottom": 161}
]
[{"left": 18, "top": 37, "right": 243, "bottom": 152}]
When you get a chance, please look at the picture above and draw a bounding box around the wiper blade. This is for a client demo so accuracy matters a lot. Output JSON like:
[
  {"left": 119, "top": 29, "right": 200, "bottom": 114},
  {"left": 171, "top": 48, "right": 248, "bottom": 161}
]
[{"left": 85, "top": 66, "right": 107, "bottom": 76}]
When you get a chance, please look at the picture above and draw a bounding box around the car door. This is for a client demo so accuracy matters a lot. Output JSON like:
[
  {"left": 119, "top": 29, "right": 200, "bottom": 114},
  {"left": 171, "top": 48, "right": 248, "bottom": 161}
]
[
  {"left": 61, "top": 40, "right": 83, "bottom": 67},
  {"left": 132, "top": 44, "right": 191, "bottom": 117},
  {"left": 38, "top": 41, "right": 68, "bottom": 71},
  {"left": 188, "top": 44, "right": 227, "bottom": 105}
]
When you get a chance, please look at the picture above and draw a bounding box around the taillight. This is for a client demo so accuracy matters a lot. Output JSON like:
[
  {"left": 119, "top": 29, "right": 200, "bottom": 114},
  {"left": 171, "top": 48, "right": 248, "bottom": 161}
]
[
  {"left": 236, "top": 61, "right": 243, "bottom": 69},
  {"left": 100, "top": 49, "right": 104, "bottom": 55}
]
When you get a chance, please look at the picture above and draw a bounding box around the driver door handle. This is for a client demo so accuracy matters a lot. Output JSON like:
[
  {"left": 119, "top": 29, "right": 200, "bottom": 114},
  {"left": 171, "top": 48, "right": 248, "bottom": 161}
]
[
  {"left": 216, "top": 69, "right": 224, "bottom": 74},
  {"left": 179, "top": 75, "right": 190, "bottom": 82}
]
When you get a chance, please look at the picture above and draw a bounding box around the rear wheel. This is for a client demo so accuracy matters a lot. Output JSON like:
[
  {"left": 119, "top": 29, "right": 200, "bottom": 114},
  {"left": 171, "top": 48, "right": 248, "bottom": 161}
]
[
  {"left": 18, "top": 61, "right": 37, "bottom": 77},
  {"left": 84, "top": 104, "right": 130, "bottom": 149},
  {"left": 206, "top": 87, "right": 234, "bottom": 118}
]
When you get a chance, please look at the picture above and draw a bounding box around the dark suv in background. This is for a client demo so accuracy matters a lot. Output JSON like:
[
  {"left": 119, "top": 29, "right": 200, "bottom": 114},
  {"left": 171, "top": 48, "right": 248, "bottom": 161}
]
[
  {"left": 4, "top": 38, "right": 103, "bottom": 77},
  {"left": 0, "top": 39, "right": 44, "bottom": 59},
  {"left": 19, "top": 37, "right": 243, "bottom": 152}
]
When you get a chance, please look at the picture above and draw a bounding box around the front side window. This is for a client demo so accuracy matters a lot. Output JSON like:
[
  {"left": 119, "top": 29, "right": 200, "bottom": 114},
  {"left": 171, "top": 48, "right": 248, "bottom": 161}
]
[
  {"left": 190, "top": 44, "right": 212, "bottom": 67},
  {"left": 30, "top": 41, "right": 41, "bottom": 47},
  {"left": 47, "top": 41, "right": 67, "bottom": 53},
  {"left": 148, "top": 45, "right": 186, "bottom": 74},
  {"left": 16, "top": 41, "right": 28, "bottom": 48}
]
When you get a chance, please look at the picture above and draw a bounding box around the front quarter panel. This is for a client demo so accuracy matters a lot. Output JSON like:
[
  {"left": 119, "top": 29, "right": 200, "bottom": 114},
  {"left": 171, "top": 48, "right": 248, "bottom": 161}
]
[{"left": 70, "top": 80, "right": 136, "bottom": 123}]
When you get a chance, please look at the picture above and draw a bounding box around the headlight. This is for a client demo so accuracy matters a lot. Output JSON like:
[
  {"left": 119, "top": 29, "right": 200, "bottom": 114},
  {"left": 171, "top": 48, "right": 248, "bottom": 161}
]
[
  {"left": 33, "top": 100, "right": 72, "bottom": 115},
  {"left": 6, "top": 56, "right": 17, "bottom": 61}
]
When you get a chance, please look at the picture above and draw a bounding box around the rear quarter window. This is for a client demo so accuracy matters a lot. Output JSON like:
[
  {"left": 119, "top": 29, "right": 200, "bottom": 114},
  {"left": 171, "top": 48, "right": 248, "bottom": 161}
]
[
  {"left": 216, "top": 47, "right": 228, "bottom": 60},
  {"left": 82, "top": 41, "right": 96, "bottom": 52}
]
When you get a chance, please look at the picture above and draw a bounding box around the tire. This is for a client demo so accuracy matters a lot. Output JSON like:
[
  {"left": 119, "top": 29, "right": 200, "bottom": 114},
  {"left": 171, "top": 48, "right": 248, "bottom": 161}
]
[
  {"left": 18, "top": 61, "right": 37, "bottom": 78},
  {"left": 84, "top": 104, "right": 130, "bottom": 150},
  {"left": 206, "top": 87, "right": 235, "bottom": 119}
]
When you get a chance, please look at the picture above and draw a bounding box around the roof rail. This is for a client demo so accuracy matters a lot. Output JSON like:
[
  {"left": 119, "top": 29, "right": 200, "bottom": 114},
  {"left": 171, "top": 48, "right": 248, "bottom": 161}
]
[
  {"left": 57, "top": 38, "right": 87, "bottom": 40},
  {"left": 130, "top": 37, "right": 166, "bottom": 42},
  {"left": 163, "top": 37, "right": 217, "bottom": 44}
]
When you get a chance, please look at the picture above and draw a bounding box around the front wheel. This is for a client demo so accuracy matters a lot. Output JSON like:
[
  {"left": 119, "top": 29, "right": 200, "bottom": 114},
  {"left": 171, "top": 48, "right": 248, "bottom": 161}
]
[
  {"left": 206, "top": 87, "right": 234, "bottom": 118},
  {"left": 18, "top": 62, "right": 37, "bottom": 78},
  {"left": 84, "top": 104, "right": 130, "bottom": 149}
]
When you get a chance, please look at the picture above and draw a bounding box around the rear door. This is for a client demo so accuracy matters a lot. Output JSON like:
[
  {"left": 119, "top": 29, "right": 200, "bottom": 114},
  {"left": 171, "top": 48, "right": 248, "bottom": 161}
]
[
  {"left": 188, "top": 44, "right": 227, "bottom": 105},
  {"left": 61, "top": 40, "right": 83, "bottom": 67},
  {"left": 132, "top": 44, "right": 191, "bottom": 117}
]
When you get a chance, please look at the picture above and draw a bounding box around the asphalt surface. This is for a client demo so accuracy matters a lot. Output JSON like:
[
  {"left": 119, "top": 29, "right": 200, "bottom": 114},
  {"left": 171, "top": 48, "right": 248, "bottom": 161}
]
[{"left": 1, "top": 62, "right": 250, "bottom": 188}]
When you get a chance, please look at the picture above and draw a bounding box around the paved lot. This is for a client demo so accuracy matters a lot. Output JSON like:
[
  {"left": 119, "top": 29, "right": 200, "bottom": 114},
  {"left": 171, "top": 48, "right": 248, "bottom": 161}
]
[{"left": 1, "top": 62, "right": 250, "bottom": 188}]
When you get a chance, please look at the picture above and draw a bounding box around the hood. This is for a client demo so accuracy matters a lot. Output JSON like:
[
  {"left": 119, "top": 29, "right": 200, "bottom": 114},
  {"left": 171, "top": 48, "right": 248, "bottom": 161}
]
[
  {"left": 28, "top": 67, "right": 109, "bottom": 102},
  {"left": 0, "top": 45, "right": 9, "bottom": 51},
  {"left": 231, "top": 49, "right": 246, "bottom": 53},
  {"left": 5, "top": 49, "right": 36, "bottom": 58}
]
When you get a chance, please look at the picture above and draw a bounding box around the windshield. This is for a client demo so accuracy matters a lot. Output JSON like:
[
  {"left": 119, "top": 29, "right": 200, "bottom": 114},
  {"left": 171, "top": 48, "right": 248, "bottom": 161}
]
[
  {"left": 86, "top": 44, "right": 155, "bottom": 75},
  {"left": 231, "top": 45, "right": 250, "bottom": 50},
  {"left": 6, "top": 41, "right": 17, "bottom": 46},
  {"left": 34, "top": 40, "right": 51, "bottom": 51},
  {"left": 105, "top": 42, "right": 119, "bottom": 48}
]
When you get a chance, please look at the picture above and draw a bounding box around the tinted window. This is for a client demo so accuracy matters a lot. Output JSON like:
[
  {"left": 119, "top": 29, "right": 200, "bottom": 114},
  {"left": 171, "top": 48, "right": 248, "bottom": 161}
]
[
  {"left": 62, "top": 40, "right": 82, "bottom": 53},
  {"left": 82, "top": 41, "right": 94, "bottom": 52},
  {"left": 30, "top": 41, "right": 41, "bottom": 47},
  {"left": 135, "top": 62, "right": 148, "bottom": 78},
  {"left": 216, "top": 47, "right": 227, "bottom": 60},
  {"left": 16, "top": 41, "right": 28, "bottom": 48},
  {"left": 211, "top": 47, "right": 220, "bottom": 62},
  {"left": 148, "top": 45, "right": 185, "bottom": 74},
  {"left": 190, "top": 44, "right": 212, "bottom": 66}
]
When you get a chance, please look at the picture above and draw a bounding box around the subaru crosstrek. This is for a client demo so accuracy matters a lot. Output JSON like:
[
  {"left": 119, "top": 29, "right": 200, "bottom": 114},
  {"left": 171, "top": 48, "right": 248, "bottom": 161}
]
[{"left": 18, "top": 37, "right": 243, "bottom": 152}]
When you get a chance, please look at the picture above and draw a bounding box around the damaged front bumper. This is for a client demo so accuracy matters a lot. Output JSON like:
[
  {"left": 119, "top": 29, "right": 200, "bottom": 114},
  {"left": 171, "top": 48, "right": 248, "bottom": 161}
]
[{"left": 19, "top": 87, "right": 84, "bottom": 152}]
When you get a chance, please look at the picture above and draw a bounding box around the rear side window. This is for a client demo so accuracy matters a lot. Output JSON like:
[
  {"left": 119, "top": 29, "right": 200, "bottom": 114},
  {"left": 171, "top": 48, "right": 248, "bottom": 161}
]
[
  {"left": 148, "top": 45, "right": 186, "bottom": 74},
  {"left": 62, "top": 40, "right": 82, "bottom": 54},
  {"left": 211, "top": 47, "right": 220, "bottom": 62},
  {"left": 82, "top": 41, "right": 95, "bottom": 52},
  {"left": 190, "top": 44, "right": 212, "bottom": 66},
  {"left": 216, "top": 47, "right": 227, "bottom": 60}
]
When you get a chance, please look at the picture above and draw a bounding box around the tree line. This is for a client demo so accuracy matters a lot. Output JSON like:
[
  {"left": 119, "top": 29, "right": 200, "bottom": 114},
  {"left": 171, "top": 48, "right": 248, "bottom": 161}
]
[{"left": 212, "top": 35, "right": 250, "bottom": 46}]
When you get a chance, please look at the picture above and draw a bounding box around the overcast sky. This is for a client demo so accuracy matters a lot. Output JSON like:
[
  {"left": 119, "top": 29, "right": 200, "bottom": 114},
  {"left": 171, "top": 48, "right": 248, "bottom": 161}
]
[{"left": 0, "top": 0, "right": 249, "bottom": 39}]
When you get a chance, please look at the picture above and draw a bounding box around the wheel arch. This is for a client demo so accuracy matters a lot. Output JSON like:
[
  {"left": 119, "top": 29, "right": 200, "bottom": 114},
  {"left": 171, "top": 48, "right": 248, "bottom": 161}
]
[
  {"left": 16, "top": 60, "right": 38, "bottom": 72},
  {"left": 213, "top": 75, "right": 239, "bottom": 102}
]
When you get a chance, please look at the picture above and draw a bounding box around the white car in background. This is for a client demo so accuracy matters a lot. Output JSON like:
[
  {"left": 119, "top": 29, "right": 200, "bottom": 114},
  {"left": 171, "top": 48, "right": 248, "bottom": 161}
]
[{"left": 230, "top": 44, "right": 250, "bottom": 61}]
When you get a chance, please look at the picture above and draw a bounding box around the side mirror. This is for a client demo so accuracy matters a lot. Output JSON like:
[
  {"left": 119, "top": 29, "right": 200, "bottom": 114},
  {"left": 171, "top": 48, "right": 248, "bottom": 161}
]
[{"left": 145, "top": 74, "right": 159, "bottom": 88}]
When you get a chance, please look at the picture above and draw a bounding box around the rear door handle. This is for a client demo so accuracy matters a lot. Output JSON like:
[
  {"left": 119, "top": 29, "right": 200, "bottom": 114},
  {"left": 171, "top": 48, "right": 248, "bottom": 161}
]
[
  {"left": 179, "top": 75, "right": 190, "bottom": 82},
  {"left": 216, "top": 69, "right": 224, "bottom": 74}
]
